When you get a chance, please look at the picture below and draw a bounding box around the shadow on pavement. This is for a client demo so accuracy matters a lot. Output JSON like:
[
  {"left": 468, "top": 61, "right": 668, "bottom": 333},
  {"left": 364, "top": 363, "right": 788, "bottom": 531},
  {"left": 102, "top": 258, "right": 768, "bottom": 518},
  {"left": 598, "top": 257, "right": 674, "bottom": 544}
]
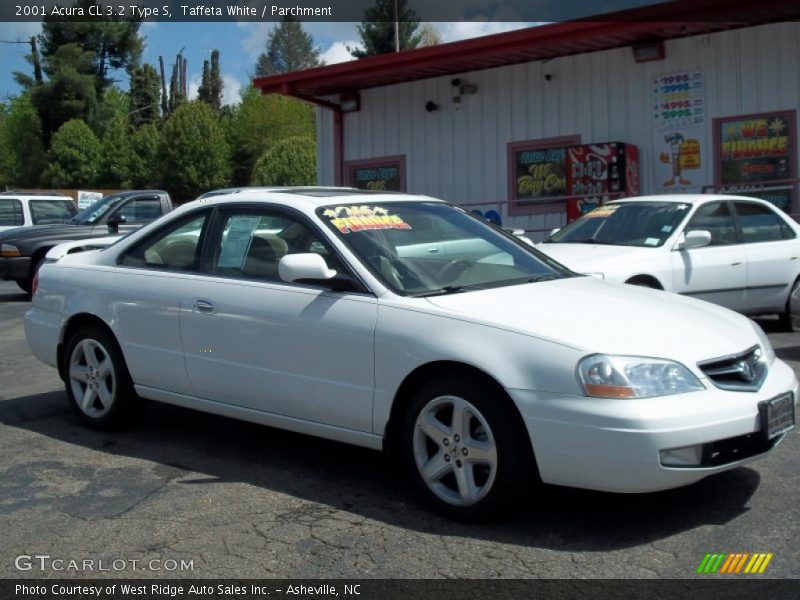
[
  {"left": 0, "top": 290, "right": 29, "bottom": 303},
  {"left": 0, "top": 390, "right": 759, "bottom": 551}
]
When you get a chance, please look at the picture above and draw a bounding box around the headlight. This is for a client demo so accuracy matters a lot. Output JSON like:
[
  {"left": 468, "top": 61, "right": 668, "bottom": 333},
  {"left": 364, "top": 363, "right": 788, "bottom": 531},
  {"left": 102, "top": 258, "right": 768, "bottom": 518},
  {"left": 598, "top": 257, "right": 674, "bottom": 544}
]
[
  {"left": 578, "top": 354, "right": 705, "bottom": 398},
  {"left": 0, "top": 243, "right": 21, "bottom": 258},
  {"left": 749, "top": 320, "right": 776, "bottom": 365}
]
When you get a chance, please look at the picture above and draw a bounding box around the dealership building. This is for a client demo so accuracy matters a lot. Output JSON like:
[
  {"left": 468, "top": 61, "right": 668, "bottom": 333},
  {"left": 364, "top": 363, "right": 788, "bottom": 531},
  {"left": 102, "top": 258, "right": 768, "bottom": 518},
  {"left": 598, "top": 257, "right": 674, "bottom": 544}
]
[{"left": 255, "top": 0, "right": 800, "bottom": 238}]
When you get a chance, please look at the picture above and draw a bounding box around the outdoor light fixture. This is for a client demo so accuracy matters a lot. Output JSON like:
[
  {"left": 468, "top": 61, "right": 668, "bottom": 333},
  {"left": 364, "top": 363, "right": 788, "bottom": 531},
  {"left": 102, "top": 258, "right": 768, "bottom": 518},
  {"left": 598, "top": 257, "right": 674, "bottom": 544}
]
[
  {"left": 339, "top": 92, "right": 361, "bottom": 113},
  {"left": 425, "top": 100, "right": 439, "bottom": 112},
  {"left": 632, "top": 41, "right": 665, "bottom": 63}
]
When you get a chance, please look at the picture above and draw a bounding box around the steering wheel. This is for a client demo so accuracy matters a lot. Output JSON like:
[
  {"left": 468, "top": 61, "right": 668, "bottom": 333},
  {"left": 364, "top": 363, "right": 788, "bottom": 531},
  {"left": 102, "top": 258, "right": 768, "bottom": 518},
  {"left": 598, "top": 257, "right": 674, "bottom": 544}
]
[{"left": 438, "top": 260, "right": 472, "bottom": 284}]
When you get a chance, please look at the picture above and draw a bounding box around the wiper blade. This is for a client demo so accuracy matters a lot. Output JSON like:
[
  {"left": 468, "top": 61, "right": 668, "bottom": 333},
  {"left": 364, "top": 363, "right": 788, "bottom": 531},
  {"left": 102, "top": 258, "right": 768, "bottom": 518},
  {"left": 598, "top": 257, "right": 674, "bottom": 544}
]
[
  {"left": 524, "top": 274, "right": 563, "bottom": 282},
  {"left": 410, "top": 285, "right": 482, "bottom": 297}
]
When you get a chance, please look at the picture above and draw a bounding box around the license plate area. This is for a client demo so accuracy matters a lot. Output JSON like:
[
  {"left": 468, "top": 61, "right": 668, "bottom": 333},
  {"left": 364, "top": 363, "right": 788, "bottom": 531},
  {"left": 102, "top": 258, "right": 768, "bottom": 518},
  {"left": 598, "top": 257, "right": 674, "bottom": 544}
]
[{"left": 759, "top": 393, "right": 795, "bottom": 440}]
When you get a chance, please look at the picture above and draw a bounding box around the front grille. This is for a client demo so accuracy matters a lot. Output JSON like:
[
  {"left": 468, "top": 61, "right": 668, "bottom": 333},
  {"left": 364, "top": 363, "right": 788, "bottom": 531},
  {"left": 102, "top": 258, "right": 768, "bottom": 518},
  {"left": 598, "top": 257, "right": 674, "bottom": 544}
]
[{"left": 698, "top": 345, "right": 767, "bottom": 392}]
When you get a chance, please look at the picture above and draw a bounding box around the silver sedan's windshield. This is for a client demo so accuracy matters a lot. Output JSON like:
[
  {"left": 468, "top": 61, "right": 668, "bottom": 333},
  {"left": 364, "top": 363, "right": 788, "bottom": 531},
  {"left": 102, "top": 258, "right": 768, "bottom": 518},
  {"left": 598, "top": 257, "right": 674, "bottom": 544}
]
[
  {"left": 548, "top": 202, "right": 692, "bottom": 247},
  {"left": 318, "top": 202, "right": 571, "bottom": 296}
]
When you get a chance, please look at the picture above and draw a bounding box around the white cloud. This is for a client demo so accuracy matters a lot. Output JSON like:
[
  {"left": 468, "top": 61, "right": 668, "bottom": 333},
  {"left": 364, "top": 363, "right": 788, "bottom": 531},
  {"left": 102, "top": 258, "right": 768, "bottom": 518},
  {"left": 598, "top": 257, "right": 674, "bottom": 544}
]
[
  {"left": 188, "top": 74, "right": 242, "bottom": 106},
  {"left": 435, "top": 22, "right": 531, "bottom": 43},
  {"left": 320, "top": 41, "right": 358, "bottom": 66}
]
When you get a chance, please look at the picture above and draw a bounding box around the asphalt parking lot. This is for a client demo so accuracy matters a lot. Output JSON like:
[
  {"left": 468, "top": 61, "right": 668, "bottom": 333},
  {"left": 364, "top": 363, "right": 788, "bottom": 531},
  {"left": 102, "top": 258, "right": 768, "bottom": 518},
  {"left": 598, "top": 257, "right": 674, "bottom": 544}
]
[{"left": 1, "top": 279, "right": 798, "bottom": 579}]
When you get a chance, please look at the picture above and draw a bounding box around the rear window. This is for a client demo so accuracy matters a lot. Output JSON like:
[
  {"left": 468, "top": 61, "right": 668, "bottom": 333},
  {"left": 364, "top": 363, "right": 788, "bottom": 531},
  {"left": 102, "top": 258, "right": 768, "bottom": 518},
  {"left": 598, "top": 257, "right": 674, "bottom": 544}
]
[
  {"left": 29, "top": 199, "right": 77, "bottom": 225},
  {"left": 0, "top": 199, "right": 24, "bottom": 226}
]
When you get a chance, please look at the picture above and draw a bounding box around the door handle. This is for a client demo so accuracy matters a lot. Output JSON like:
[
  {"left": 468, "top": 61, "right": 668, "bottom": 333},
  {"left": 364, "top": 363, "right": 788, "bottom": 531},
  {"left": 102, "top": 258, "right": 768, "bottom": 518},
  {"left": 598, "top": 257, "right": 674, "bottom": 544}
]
[
  {"left": 194, "top": 299, "right": 215, "bottom": 313},
  {"left": 791, "top": 256, "right": 799, "bottom": 261},
  {"left": 731, "top": 262, "right": 742, "bottom": 266},
  {"left": 427, "top": 248, "right": 439, "bottom": 253}
]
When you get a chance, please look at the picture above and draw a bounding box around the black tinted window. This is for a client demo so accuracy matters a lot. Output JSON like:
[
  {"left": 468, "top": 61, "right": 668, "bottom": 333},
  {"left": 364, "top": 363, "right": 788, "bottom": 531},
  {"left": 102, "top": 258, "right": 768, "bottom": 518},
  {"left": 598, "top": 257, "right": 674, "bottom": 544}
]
[
  {"left": 0, "top": 199, "right": 23, "bottom": 226},
  {"left": 685, "top": 202, "right": 737, "bottom": 246},
  {"left": 117, "top": 198, "right": 162, "bottom": 223},
  {"left": 735, "top": 202, "right": 789, "bottom": 243},
  {"left": 29, "top": 200, "right": 77, "bottom": 224}
]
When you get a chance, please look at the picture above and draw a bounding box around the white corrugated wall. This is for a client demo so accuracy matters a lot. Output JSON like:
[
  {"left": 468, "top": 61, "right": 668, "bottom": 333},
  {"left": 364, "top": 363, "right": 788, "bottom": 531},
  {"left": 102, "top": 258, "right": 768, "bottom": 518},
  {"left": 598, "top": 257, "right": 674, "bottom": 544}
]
[{"left": 316, "top": 22, "right": 800, "bottom": 238}]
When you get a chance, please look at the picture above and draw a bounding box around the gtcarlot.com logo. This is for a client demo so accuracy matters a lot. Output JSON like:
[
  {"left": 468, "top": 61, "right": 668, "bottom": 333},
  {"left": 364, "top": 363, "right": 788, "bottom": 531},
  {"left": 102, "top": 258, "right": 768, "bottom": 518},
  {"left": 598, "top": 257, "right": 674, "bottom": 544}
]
[
  {"left": 696, "top": 553, "right": 773, "bottom": 574},
  {"left": 14, "top": 554, "right": 194, "bottom": 572}
]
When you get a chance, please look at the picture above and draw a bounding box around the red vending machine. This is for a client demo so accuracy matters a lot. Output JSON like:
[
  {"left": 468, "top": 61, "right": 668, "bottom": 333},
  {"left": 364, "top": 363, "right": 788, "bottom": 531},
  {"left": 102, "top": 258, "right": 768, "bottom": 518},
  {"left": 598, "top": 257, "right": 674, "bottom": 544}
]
[{"left": 565, "top": 143, "right": 639, "bottom": 221}]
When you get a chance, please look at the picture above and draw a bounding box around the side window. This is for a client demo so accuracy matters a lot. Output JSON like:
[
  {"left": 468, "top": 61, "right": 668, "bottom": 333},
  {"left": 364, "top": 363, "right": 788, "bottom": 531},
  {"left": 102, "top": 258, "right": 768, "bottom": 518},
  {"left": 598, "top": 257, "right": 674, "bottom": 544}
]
[
  {"left": 210, "top": 210, "right": 343, "bottom": 282},
  {"left": 29, "top": 200, "right": 77, "bottom": 225},
  {"left": 0, "top": 199, "right": 23, "bottom": 226},
  {"left": 116, "top": 198, "right": 163, "bottom": 223},
  {"left": 120, "top": 213, "right": 207, "bottom": 270},
  {"left": 685, "top": 202, "right": 737, "bottom": 246},
  {"left": 735, "top": 202, "right": 790, "bottom": 243}
]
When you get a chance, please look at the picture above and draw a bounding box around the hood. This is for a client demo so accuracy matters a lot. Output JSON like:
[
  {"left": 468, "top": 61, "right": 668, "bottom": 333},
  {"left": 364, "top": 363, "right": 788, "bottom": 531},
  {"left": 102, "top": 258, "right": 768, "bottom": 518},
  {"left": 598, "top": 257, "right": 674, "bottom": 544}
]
[
  {"left": 0, "top": 223, "right": 97, "bottom": 246},
  {"left": 537, "top": 242, "right": 658, "bottom": 272},
  {"left": 424, "top": 276, "right": 757, "bottom": 364}
]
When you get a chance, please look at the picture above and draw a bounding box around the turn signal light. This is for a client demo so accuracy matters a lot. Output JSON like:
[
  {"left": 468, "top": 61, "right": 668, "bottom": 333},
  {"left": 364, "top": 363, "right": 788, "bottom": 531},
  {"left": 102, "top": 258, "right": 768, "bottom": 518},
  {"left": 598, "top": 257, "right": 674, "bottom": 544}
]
[{"left": 0, "top": 244, "right": 21, "bottom": 257}]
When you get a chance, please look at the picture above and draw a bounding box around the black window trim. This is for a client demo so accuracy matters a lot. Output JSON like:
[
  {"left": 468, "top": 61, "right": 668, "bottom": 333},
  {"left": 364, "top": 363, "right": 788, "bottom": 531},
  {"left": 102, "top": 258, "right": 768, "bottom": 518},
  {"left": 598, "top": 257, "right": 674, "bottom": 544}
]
[{"left": 197, "top": 202, "right": 373, "bottom": 295}]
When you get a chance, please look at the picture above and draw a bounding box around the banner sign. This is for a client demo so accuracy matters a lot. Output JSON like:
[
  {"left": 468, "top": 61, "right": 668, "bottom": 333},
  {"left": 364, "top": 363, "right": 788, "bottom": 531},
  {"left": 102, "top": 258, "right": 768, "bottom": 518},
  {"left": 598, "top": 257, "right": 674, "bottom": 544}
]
[
  {"left": 512, "top": 147, "right": 568, "bottom": 201},
  {"left": 714, "top": 110, "right": 797, "bottom": 210},
  {"left": 651, "top": 70, "right": 709, "bottom": 193}
]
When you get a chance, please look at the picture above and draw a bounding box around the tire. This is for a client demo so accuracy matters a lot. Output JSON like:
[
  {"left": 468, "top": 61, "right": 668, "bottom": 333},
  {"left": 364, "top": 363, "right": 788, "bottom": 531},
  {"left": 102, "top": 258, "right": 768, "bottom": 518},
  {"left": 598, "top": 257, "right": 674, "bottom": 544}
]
[
  {"left": 19, "top": 255, "right": 45, "bottom": 296},
  {"left": 15, "top": 279, "right": 31, "bottom": 294},
  {"left": 400, "top": 374, "right": 535, "bottom": 520},
  {"left": 779, "top": 278, "right": 800, "bottom": 332},
  {"left": 63, "top": 325, "right": 144, "bottom": 430}
]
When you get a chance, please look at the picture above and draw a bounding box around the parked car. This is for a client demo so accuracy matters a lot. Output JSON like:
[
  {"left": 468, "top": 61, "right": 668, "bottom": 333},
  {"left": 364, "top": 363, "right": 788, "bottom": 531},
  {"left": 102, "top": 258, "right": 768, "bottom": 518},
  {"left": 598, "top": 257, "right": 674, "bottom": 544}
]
[
  {"left": 25, "top": 188, "right": 796, "bottom": 519},
  {"left": 0, "top": 190, "right": 172, "bottom": 293},
  {"left": 538, "top": 195, "right": 800, "bottom": 329},
  {"left": 0, "top": 192, "right": 77, "bottom": 233}
]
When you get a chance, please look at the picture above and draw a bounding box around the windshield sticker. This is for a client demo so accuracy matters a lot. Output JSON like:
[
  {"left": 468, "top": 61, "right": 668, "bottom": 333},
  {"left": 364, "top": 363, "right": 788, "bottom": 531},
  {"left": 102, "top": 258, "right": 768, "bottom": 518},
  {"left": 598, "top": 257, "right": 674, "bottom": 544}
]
[
  {"left": 322, "top": 205, "right": 412, "bottom": 234},
  {"left": 584, "top": 204, "right": 619, "bottom": 218},
  {"left": 661, "top": 225, "right": 673, "bottom": 233},
  {"left": 645, "top": 237, "right": 660, "bottom": 246},
  {"left": 217, "top": 215, "right": 261, "bottom": 269}
]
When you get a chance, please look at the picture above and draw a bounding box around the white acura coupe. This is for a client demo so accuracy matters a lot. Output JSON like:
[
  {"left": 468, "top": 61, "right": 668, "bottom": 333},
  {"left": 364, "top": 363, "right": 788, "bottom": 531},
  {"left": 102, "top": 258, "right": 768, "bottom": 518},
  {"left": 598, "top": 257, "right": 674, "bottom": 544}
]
[{"left": 25, "top": 188, "right": 797, "bottom": 519}]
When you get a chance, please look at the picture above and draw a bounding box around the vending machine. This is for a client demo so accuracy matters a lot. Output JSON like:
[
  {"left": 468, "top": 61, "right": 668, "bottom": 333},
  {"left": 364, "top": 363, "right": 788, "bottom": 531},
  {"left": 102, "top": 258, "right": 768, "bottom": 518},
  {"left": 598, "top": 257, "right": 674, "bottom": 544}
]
[{"left": 565, "top": 143, "right": 639, "bottom": 221}]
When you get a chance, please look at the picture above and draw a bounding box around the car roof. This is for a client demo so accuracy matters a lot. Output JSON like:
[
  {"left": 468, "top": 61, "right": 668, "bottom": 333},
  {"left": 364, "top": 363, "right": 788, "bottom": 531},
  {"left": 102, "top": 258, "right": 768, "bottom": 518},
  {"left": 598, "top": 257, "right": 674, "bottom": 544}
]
[
  {"left": 190, "top": 187, "right": 444, "bottom": 211},
  {"left": 0, "top": 192, "right": 71, "bottom": 199},
  {"left": 611, "top": 194, "right": 766, "bottom": 204}
]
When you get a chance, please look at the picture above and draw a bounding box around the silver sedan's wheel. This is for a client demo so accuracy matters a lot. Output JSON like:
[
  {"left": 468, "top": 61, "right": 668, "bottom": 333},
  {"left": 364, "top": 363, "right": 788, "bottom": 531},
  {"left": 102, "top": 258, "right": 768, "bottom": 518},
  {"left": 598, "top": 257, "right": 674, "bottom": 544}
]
[
  {"left": 69, "top": 338, "right": 116, "bottom": 418},
  {"left": 413, "top": 395, "right": 498, "bottom": 507}
]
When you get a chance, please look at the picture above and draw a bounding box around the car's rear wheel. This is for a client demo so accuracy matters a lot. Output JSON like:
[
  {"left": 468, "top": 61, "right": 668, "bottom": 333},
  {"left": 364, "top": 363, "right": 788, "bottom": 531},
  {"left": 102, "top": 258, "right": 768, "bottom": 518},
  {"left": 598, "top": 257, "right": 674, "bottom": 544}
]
[
  {"left": 17, "top": 255, "right": 45, "bottom": 296},
  {"left": 63, "top": 325, "right": 144, "bottom": 430},
  {"left": 401, "top": 375, "right": 534, "bottom": 520}
]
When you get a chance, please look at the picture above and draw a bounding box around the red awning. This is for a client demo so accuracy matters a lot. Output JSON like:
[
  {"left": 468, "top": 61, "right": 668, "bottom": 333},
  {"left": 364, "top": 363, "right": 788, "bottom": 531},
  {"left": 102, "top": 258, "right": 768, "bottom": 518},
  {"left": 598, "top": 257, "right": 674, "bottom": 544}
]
[{"left": 253, "top": 0, "right": 800, "bottom": 100}]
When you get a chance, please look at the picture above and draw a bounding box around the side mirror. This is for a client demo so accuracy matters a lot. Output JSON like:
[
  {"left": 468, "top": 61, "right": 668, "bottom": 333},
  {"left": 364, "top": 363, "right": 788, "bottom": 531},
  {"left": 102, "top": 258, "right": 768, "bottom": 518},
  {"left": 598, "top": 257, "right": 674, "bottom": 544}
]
[
  {"left": 106, "top": 213, "right": 126, "bottom": 234},
  {"left": 678, "top": 229, "right": 712, "bottom": 250},
  {"left": 279, "top": 253, "right": 337, "bottom": 284}
]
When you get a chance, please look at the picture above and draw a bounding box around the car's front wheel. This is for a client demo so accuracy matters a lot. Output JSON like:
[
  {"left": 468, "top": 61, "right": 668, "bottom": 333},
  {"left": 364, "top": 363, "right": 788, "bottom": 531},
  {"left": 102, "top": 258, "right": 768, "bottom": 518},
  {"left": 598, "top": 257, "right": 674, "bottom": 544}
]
[
  {"left": 401, "top": 375, "right": 534, "bottom": 520},
  {"left": 63, "top": 325, "right": 144, "bottom": 430}
]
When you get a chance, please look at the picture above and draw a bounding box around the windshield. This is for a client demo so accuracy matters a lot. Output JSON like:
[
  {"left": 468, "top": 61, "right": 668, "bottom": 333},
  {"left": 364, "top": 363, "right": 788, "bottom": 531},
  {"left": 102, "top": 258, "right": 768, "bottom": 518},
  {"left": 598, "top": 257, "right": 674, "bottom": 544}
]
[
  {"left": 29, "top": 199, "right": 77, "bottom": 225},
  {"left": 547, "top": 202, "right": 692, "bottom": 247},
  {"left": 318, "top": 202, "right": 572, "bottom": 296},
  {"left": 71, "top": 195, "right": 123, "bottom": 224}
]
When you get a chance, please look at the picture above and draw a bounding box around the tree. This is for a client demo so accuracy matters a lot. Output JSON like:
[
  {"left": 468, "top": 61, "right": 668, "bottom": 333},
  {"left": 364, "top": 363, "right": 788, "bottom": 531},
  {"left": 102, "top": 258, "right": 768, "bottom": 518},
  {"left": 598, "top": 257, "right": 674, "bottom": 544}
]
[
  {"left": 350, "top": 0, "right": 421, "bottom": 58},
  {"left": 158, "top": 102, "right": 231, "bottom": 200},
  {"left": 91, "top": 87, "right": 129, "bottom": 139},
  {"left": 418, "top": 23, "right": 443, "bottom": 47},
  {"left": 251, "top": 137, "right": 316, "bottom": 186},
  {"left": 129, "top": 64, "right": 161, "bottom": 127},
  {"left": 255, "top": 18, "right": 321, "bottom": 76},
  {"left": 98, "top": 113, "right": 131, "bottom": 187},
  {"left": 38, "top": 0, "right": 143, "bottom": 94},
  {"left": 0, "top": 93, "right": 47, "bottom": 187},
  {"left": 127, "top": 123, "right": 161, "bottom": 188},
  {"left": 197, "top": 50, "right": 222, "bottom": 111},
  {"left": 227, "top": 87, "right": 314, "bottom": 186},
  {"left": 42, "top": 119, "right": 101, "bottom": 187}
]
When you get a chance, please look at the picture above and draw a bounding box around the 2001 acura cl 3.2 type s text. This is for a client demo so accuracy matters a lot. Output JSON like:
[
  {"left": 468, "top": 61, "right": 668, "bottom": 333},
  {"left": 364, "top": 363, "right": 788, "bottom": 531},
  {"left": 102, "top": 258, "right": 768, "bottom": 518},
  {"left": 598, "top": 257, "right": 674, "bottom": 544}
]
[{"left": 25, "top": 188, "right": 797, "bottom": 519}]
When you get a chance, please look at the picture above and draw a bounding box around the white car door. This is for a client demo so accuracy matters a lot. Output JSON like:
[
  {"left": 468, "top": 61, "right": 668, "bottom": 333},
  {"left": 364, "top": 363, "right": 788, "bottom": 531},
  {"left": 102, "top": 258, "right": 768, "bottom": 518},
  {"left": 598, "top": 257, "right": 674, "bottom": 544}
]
[
  {"left": 671, "top": 201, "right": 746, "bottom": 310},
  {"left": 178, "top": 207, "right": 377, "bottom": 433},
  {"left": 733, "top": 201, "right": 800, "bottom": 313}
]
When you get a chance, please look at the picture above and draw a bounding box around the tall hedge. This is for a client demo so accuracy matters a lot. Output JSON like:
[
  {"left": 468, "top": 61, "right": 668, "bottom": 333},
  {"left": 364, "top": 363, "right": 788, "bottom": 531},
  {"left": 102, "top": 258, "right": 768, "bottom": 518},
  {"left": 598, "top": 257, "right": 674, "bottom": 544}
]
[
  {"left": 42, "top": 119, "right": 101, "bottom": 187},
  {"left": 251, "top": 136, "right": 316, "bottom": 186}
]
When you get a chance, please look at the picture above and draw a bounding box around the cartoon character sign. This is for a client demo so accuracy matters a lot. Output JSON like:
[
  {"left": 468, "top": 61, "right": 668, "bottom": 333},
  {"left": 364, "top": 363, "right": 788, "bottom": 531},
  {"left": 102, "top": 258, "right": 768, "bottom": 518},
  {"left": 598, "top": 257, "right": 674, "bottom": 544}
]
[{"left": 659, "top": 132, "right": 701, "bottom": 186}]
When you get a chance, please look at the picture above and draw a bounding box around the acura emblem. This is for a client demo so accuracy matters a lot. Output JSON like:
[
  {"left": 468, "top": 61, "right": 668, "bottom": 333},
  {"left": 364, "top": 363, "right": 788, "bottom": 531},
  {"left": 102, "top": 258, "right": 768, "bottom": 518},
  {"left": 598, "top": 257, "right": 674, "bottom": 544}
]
[{"left": 736, "top": 358, "right": 757, "bottom": 382}]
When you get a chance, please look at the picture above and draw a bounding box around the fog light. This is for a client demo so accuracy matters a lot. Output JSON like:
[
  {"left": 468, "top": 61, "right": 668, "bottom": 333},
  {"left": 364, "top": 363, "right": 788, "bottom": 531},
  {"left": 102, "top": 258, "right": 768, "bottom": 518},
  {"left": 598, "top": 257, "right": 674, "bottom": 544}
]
[{"left": 660, "top": 444, "right": 703, "bottom": 467}]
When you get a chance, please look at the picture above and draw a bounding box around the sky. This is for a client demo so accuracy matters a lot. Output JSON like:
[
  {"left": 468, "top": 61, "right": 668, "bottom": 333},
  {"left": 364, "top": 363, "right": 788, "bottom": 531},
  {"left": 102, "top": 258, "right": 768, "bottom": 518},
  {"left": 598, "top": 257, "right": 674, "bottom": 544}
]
[{"left": 0, "top": 21, "right": 530, "bottom": 105}]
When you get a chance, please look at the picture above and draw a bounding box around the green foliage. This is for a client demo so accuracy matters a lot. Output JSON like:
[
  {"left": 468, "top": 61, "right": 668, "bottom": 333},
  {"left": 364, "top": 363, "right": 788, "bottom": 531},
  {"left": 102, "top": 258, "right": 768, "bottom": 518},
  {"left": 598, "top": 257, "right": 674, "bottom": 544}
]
[
  {"left": 158, "top": 101, "right": 231, "bottom": 200},
  {"left": 197, "top": 50, "right": 222, "bottom": 111},
  {"left": 127, "top": 123, "right": 161, "bottom": 188},
  {"left": 228, "top": 87, "right": 314, "bottom": 186},
  {"left": 98, "top": 113, "right": 131, "bottom": 187},
  {"left": 39, "top": 0, "right": 143, "bottom": 93},
  {"left": 255, "top": 18, "right": 321, "bottom": 76},
  {"left": 91, "top": 87, "right": 129, "bottom": 138},
  {"left": 129, "top": 64, "right": 161, "bottom": 127},
  {"left": 42, "top": 119, "right": 101, "bottom": 187},
  {"left": 251, "top": 136, "right": 316, "bottom": 186},
  {"left": 0, "top": 94, "right": 47, "bottom": 187},
  {"left": 351, "top": 0, "right": 421, "bottom": 57}
]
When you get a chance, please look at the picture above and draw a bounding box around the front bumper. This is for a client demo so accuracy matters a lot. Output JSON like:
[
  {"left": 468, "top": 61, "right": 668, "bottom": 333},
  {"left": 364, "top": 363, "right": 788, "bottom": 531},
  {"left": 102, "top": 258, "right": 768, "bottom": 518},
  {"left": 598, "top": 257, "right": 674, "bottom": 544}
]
[
  {"left": 508, "top": 359, "right": 798, "bottom": 493},
  {"left": 0, "top": 256, "right": 31, "bottom": 281}
]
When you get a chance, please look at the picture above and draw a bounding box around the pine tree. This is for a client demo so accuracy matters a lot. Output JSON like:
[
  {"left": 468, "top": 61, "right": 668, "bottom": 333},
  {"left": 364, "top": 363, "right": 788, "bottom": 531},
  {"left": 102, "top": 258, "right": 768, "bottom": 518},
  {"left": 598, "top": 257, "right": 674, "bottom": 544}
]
[
  {"left": 350, "top": 0, "right": 421, "bottom": 58},
  {"left": 209, "top": 50, "right": 223, "bottom": 111},
  {"left": 129, "top": 64, "right": 161, "bottom": 127},
  {"left": 255, "top": 18, "right": 321, "bottom": 76},
  {"left": 197, "top": 59, "right": 212, "bottom": 105}
]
